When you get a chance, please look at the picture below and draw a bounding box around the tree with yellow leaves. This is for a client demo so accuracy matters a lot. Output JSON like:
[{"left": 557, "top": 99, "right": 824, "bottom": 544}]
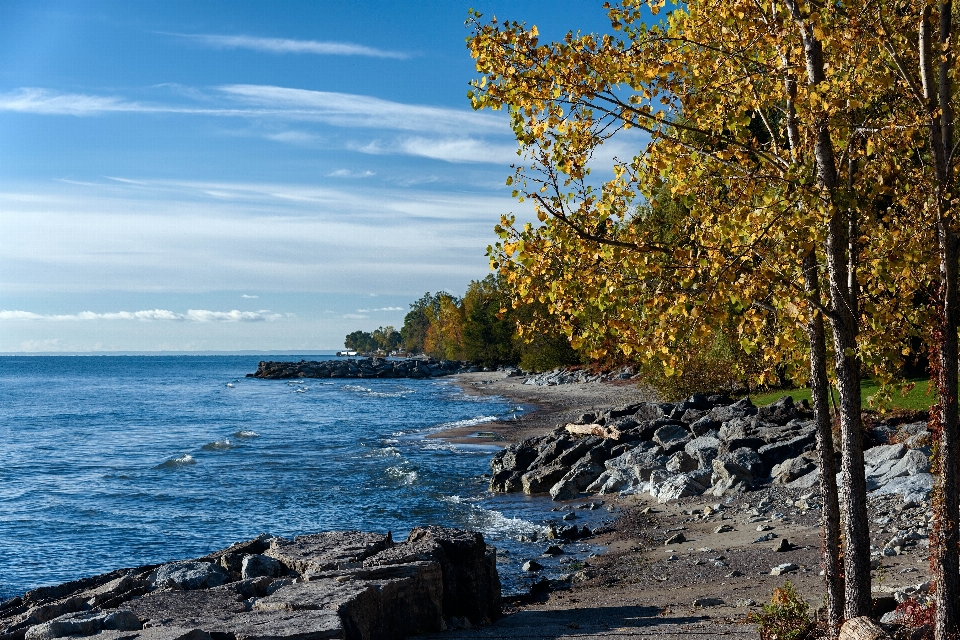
[{"left": 468, "top": 1, "right": 937, "bottom": 632}]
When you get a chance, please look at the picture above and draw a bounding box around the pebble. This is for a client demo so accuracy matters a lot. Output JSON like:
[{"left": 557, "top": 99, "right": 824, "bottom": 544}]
[
  {"left": 714, "top": 524, "right": 734, "bottom": 534},
  {"left": 726, "top": 570, "right": 743, "bottom": 578},
  {"left": 774, "top": 538, "right": 791, "bottom": 552},
  {"left": 756, "top": 524, "right": 773, "bottom": 531},
  {"left": 665, "top": 533, "right": 686, "bottom": 545},
  {"left": 694, "top": 597, "right": 724, "bottom": 607},
  {"left": 522, "top": 560, "right": 543, "bottom": 572},
  {"left": 754, "top": 532, "right": 778, "bottom": 543},
  {"left": 770, "top": 563, "right": 799, "bottom": 576},
  {"left": 543, "top": 545, "right": 564, "bottom": 556},
  {"left": 562, "top": 512, "right": 578, "bottom": 521},
  {"left": 735, "top": 598, "right": 756, "bottom": 607}
]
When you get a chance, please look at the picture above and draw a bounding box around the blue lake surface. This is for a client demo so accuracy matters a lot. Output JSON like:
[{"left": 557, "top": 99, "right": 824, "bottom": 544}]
[{"left": 0, "top": 355, "right": 608, "bottom": 600}]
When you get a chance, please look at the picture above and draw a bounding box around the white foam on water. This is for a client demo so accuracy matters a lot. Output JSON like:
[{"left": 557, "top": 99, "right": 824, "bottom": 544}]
[
  {"left": 155, "top": 454, "right": 196, "bottom": 469},
  {"left": 232, "top": 430, "right": 259, "bottom": 438},
  {"left": 385, "top": 465, "right": 418, "bottom": 485},
  {"left": 435, "top": 415, "right": 499, "bottom": 430},
  {"left": 365, "top": 446, "right": 401, "bottom": 458},
  {"left": 461, "top": 505, "right": 545, "bottom": 541},
  {"left": 341, "top": 385, "right": 373, "bottom": 394}
]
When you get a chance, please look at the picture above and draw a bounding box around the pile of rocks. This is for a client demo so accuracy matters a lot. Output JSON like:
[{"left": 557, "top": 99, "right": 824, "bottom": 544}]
[
  {"left": 521, "top": 367, "right": 636, "bottom": 386},
  {"left": 248, "top": 359, "right": 484, "bottom": 380},
  {"left": 0, "top": 527, "right": 500, "bottom": 640},
  {"left": 489, "top": 394, "right": 933, "bottom": 504}
]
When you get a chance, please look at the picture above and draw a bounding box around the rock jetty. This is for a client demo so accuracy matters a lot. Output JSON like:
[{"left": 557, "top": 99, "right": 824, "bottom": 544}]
[
  {"left": 248, "top": 359, "right": 494, "bottom": 380},
  {"left": 0, "top": 527, "right": 500, "bottom": 640},
  {"left": 490, "top": 393, "right": 933, "bottom": 504}
]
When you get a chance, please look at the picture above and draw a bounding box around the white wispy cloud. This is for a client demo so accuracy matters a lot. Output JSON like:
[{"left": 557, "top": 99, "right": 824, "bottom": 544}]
[
  {"left": 171, "top": 33, "right": 408, "bottom": 59},
  {"left": 343, "top": 313, "right": 368, "bottom": 319},
  {"left": 327, "top": 169, "right": 375, "bottom": 178},
  {"left": 0, "top": 309, "right": 282, "bottom": 322},
  {"left": 241, "top": 294, "right": 259, "bottom": 298},
  {"left": 356, "top": 307, "right": 404, "bottom": 312},
  {"left": 216, "top": 85, "right": 506, "bottom": 134},
  {"left": 356, "top": 137, "right": 519, "bottom": 164},
  {"left": 0, "top": 86, "right": 508, "bottom": 139}
]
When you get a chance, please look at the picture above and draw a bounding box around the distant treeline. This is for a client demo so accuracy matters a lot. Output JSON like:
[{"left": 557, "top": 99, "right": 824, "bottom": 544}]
[{"left": 343, "top": 274, "right": 582, "bottom": 371}]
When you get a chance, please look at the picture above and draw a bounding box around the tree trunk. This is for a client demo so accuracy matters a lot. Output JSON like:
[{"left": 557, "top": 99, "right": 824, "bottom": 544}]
[
  {"left": 804, "top": 249, "right": 844, "bottom": 636},
  {"left": 782, "top": 0, "right": 872, "bottom": 616},
  {"left": 826, "top": 214, "right": 872, "bottom": 620},
  {"left": 935, "top": 226, "right": 960, "bottom": 640}
]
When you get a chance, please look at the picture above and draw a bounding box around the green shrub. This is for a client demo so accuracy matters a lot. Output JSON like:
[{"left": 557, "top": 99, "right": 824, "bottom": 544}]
[{"left": 748, "top": 581, "right": 811, "bottom": 640}]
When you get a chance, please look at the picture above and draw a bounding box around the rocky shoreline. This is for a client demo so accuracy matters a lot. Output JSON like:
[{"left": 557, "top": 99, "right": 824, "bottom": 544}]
[
  {"left": 0, "top": 527, "right": 499, "bottom": 640},
  {"left": 247, "top": 359, "right": 499, "bottom": 380},
  {"left": 488, "top": 393, "right": 933, "bottom": 509}
]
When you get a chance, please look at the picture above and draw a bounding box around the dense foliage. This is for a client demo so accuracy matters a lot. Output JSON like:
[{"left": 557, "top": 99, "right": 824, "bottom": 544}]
[
  {"left": 344, "top": 275, "right": 582, "bottom": 371},
  {"left": 343, "top": 326, "right": 401, "bottom": 354}
]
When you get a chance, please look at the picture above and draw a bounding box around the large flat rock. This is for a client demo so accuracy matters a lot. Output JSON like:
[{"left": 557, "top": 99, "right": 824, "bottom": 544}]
[{"left": 265, "top": 532, "right": 392, "bottom": 575}]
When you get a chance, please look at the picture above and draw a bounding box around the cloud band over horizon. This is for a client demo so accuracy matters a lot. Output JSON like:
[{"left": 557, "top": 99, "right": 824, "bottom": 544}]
[{"left": 0, "top": 309, "right": 283, "bottom": 322}]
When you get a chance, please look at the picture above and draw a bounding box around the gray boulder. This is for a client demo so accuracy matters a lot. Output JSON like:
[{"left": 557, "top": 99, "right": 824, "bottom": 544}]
[
  {"left": 710, "top": 398, "right": 757, "bottom": 423},
  {"left": 527, "top": 436, "right": 573, "bottom": 470},
  {"left": 689, "top": 416, "right": 720, "bottom": 437},
  {"left": 771, "top": 453, "right": 817, "bottom": 484},
  {"left": 521, "top": 463, "right": 568, "bottom": 494},
  {"left": 549, "top": 460, "right": 604, "bottom": 501},
  {"left": 757, "top": 430, "right": 816, "bottom": 468},
  {"left": 685, "top": 436, "right": 721, "bottom": 469},
  {"left": 756, "top": 396, "right": 800, "bottom": 425},
  {"left": 656, "top": 472, "right": 708, "bottom": 503},
  {"left": 665, "top": 451, "right": 698, "bottom": 473},
  {"left": 710, "top": 448, "right": 763, "bottom": 496},
  {"left": 241, "top": 555, "right": 281, "bottom": 580},
  {"left": 872, "top": 473, "right": 934, "bottom": 503},
  {"left": 633, "top": 403, "right": 669, "bottom": 421},
  {"left": 26, "top": 610, "right": 140, "bottom": 640},
  {"left": 150, "top": 561, "right": 229, "bottom": 591},
  {"left": 653, "top": 424, "right": 690, "bottom": 455},
  {"left": 586, "top": 469, "right": 634, "bottom": 494}
]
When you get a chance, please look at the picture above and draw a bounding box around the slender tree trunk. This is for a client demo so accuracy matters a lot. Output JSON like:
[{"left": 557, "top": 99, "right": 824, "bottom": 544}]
[
  {"left": 804, "top": 250, "right": 844, "bottom": 636},
  {"left": 935, "top": 226, "right": 960, "bottom": 640},
  {"left": 917, "top": 4, "right": 960, "bottom": 638},
  {"left": 783, "top": 0, "right": 872, "bottom": 615}
]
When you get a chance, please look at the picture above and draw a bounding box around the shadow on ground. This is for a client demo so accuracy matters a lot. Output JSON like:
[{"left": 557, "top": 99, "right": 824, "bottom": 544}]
[{"left": 420, "top": 605, "right": 759, "bottom": 639}]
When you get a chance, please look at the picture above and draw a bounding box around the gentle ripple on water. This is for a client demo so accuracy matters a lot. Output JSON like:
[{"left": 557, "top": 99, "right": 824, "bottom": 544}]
[{"left": 0, "top": 355, "right": 610, "bottom": 600}]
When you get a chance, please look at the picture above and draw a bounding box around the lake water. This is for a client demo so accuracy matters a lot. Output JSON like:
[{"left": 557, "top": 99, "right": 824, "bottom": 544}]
[{"left": 0, "top": 355, "right": 608, "bottom": 600}]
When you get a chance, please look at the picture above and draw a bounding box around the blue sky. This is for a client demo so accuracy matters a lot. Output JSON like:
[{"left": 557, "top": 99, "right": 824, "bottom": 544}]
[{"left": 0, "top": 1, "right": 622, "bottom": 352}]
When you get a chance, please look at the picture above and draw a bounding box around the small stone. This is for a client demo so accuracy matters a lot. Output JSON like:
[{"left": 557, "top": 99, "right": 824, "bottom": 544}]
[
  {"left": 735, "top": 598, "right": 756, "bottom": 607},
  {"left": 562, "top": 512, "right": 578, "bottom": 521},
  {"left": 523, "top": 560, "right": 543, "bottom": 572},
  {"left": 774, "top": 538, "right": 791, "bottom": 552},
  {"left": 757, "top": 524, "right": 773, "bottom": 531},
  {"left": 543, "top": 545, "right": 564, "bottom": 556},
  {"left": 665, "top": 532, "right": 686, "bottom": 545},
  {"left": 726, "top": 570, "right": 744, "bottom": 578},
  {"left": 694, "top": 597, "right": 725, "bottom": 607},
  {"left": 754, "top": 532, "right": 778, "bottom": 543},
  {"left": 770, "top": 563, "right": 799, "bottom": 575},
  {"left": 714, "top": 524, "right": 734, "bottom": 534}
]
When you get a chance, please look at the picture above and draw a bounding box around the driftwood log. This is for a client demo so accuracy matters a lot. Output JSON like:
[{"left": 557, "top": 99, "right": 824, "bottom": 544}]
[{"left": 564, "top": 423, "right": 623, "bottom": 440}]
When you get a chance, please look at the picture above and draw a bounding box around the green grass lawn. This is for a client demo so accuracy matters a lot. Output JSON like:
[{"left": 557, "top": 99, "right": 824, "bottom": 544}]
[{"left": 750, "top": 377, "right": 937, "bottom": 412}]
